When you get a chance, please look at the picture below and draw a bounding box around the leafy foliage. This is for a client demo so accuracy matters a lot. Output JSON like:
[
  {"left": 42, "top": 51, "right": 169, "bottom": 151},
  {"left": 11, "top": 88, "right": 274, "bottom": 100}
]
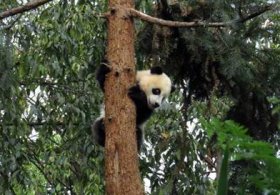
[
  {"left": 202, "top": 119, "right": 280, "bottom": 194},
  {"left": 1, "top": 0, "right": 107, "bottom": 194},
  {"left": 217, "top": 144, "right": 229, "bottom": 195}
]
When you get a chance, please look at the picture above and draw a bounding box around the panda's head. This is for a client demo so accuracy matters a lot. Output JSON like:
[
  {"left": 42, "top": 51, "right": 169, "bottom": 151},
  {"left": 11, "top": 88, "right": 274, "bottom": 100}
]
[{"left": 136, "top": 66, "right": 173, "bottom": 110}]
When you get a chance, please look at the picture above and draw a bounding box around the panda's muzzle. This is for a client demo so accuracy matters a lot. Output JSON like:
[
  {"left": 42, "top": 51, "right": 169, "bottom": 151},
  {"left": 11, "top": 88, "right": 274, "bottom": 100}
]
[{"left": 153, "top": 103, "right": 160, "bottom": 108}]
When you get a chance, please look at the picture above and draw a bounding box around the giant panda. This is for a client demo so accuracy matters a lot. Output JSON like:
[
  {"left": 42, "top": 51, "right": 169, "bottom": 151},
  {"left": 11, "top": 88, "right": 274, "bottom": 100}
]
[{"left": 92, "top": 63, "right": 174, "bottom": 151}]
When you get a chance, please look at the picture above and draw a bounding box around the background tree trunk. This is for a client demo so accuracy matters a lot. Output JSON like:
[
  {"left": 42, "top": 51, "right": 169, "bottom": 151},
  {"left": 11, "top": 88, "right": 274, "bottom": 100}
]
[{"left": 104, "top": 0, "right": 143, "bottom": 194}]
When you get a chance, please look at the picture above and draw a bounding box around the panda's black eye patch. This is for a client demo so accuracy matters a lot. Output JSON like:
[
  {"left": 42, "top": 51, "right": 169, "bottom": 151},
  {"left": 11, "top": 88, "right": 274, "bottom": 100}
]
[{"left": 152, "top": 88, "right": 161, "bottom": 95}]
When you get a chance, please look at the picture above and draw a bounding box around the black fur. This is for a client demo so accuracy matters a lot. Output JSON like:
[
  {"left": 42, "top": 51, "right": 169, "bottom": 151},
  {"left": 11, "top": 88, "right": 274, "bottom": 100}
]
[
  {"left": 92, "top": 118, "right": 105, "bottom": 147},
  {"left": 128, "top": 85, "right": 153, "bottom": 125},
  {"left": 96, "top": 60, "right": 110, "bottom": 92},
  {"left": 150, "top": 66, "right": 163, "bottom": 75},
  {"left": 92, "top": 116, "right": 143, "bottom": 151},
  {"left": 93, "top": 64, "right": 170, "bottom": 152},
  {"left": 94, "top": 64, "right": 152, "bottom": 151},
  {"left": 92, "top": 117, "right": 143, "bottom": 151}
]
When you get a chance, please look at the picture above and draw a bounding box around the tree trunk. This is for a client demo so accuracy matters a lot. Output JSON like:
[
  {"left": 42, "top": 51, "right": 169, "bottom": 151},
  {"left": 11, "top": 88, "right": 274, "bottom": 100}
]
[{"left": 104, "top": 0, "right": 143, "bottom": 194}]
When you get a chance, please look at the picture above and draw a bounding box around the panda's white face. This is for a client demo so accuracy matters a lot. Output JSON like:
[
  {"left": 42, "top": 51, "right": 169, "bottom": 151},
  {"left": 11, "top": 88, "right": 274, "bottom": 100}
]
[
  {"left": 147, "top": 87, "right": 165, "bottom": 109},
  {"left": 137, "top": 70, "right": 172, "bottom": 110}
]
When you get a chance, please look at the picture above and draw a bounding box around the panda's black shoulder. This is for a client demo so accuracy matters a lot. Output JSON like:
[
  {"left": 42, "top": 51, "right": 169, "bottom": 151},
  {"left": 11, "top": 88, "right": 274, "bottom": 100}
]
[{"left": 150, "top": 66, "right": 163, "bottom": 75}]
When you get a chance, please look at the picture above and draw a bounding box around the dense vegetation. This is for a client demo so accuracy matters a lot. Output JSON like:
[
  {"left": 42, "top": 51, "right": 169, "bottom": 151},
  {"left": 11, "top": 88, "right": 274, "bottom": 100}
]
[{"left": 0, "top": 0, "right": 279, "bottom": 194}]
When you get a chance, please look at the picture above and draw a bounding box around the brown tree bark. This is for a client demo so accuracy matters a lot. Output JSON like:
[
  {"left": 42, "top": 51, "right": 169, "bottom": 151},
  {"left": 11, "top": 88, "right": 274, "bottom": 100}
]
[{"left": 104, "top": 0, "right": 143, "bottom": 194}]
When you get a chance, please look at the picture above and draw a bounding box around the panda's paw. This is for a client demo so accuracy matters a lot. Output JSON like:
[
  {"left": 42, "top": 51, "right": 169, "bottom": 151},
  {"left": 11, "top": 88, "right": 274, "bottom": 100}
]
[
  {"left": 101, "top": 61, "right": 111, "bottom": 73},
  {"left": 91, "top": 118, "right": 105, "bottom": 147},
  {"left": 128, "top": 85, "right": 140, "bottom": 94},
  {"left": 96, "top": 62, "right": 111, "bottom": 92},
  {"left": 128, "top": 85, "right": 147, "bottom": 104},
  {"left": 128, "top": 85, "right": 142, "bottom": 98},
  {"left": 97, "top": 63, "right": 111, "bottom": 77}
]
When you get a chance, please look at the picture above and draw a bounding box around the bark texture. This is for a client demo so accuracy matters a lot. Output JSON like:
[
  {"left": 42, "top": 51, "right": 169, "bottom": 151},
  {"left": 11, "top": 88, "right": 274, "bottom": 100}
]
[{"left": 105, "top": 0, "right": 143, "bottom": 194}]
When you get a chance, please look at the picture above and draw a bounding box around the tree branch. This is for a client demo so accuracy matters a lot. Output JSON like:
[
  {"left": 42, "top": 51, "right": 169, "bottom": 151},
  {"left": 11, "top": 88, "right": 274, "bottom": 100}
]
[
  {"left": 129, "top": 8, "right": 229, "bottom": 27},
  {"left": 3, "top": 121, "right": 79, "bottom": 127},
  {"left": 239, "top": 5, "right": 273, "bottom": 23},
  {"left": 0, "top": 0, "right": 53, "bottom": 20},
  {"left": 129, "top": 4, "right": 274, "bottom": 28}
]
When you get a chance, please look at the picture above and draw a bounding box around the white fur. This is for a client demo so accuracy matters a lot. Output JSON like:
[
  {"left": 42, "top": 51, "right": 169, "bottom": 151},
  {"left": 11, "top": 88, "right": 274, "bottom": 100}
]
[
  {"left": 136, "top": 70, "right": 172, "bottom": 109},
  {"left": 92, "top": 104, "right": 105, "bottom": 144}
]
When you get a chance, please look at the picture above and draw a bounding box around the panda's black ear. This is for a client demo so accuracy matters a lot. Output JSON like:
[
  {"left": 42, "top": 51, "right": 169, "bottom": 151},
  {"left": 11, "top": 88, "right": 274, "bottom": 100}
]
[{"left": 150, "top": 66, "right": 163, "bottom": 75}]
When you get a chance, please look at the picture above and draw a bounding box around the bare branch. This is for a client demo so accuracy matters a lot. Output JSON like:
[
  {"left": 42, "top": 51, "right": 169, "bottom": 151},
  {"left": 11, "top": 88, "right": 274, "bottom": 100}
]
[
  {"left": 129, "top": 8, "right": 229, "bottom": 27},
  {"left": 129, "top": 4, "right": 274, "bottom": 28},
  {"left": 0, "top": 0, "right": 53, "bottom": 20},
  {"left": 3, "top": 121, "right": 79, "bottom": 127}
]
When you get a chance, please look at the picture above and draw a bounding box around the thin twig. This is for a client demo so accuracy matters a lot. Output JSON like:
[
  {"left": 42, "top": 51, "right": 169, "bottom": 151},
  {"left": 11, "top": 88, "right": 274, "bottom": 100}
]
[{"left": 239, "top": 5, "right": 273, "bottom": 23}]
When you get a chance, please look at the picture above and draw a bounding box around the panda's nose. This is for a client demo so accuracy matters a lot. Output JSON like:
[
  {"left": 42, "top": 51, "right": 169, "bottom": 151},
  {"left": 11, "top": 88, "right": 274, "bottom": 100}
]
[{"left": 153, "top": 103, "right": 160, "bottom": 108}]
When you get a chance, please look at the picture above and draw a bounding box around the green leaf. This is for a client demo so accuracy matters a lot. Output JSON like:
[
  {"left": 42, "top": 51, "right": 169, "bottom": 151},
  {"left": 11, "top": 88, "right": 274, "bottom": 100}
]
[{"left": 217, "top": 145, "right": 230, "bottom": 195}]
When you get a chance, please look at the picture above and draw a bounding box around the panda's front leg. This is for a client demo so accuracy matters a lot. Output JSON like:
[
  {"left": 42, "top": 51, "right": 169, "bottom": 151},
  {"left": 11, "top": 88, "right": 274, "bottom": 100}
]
[
  {"left": 92, "top": 117, "right": 105, "bottom": 147},
  {"left": 96, "top": 60, "right": 111, "bottom": 92},
  {"left": 128, "top": 85, "right": 148, "bottom": 106}
]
